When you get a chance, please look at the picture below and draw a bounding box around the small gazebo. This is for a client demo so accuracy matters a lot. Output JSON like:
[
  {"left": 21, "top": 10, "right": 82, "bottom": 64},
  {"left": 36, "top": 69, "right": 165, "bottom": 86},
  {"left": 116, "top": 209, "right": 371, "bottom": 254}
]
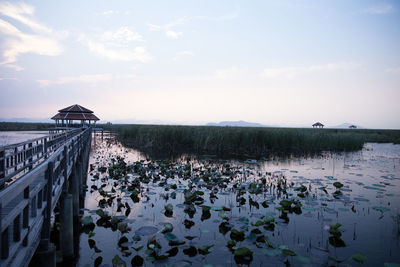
[
  {"left": 51, "top": 104, "right": 100, "bottom": 127},
  {"left": 312, "top": 122, "right": 324, "bottom": 128},
  {"left": 349, "top": 125, "right": 357, "bottom": 129}
]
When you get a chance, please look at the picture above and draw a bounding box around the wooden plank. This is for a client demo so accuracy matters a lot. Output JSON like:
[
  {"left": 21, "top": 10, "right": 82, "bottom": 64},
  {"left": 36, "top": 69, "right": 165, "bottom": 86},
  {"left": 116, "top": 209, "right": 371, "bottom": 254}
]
[
  {"left": 1, "top": 216, "right": 42, "bottom": 267},
  {"left": 0, "top": 129, "right": 82, "bottom": 185},
  {"left": 28, "top": 179, "right": 46, "bottom": 200},
  {"left": 0, "top": 129, "right": 86, "bottom": 206},
  {"left": 0, "top": 164, "right": 47, "bottom": 208},
  {"left": 51, "top": 176, "right": 64, "bottom": 210},
  {"left": 1, "top": 199, "right": 28, "bottom": 232},
  {"left": 0, "top": 128, "right": 90, "bottom": 265}
]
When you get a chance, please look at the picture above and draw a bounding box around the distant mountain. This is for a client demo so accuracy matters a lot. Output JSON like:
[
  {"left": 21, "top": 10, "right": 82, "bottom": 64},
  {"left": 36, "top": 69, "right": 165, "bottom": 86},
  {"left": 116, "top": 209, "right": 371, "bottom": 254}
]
[
  {"left": 206, "top": 120, "right": 267, "bottom": 127},
  {"left": 330, "top": 123, "right": 362, "bottom": 129}
]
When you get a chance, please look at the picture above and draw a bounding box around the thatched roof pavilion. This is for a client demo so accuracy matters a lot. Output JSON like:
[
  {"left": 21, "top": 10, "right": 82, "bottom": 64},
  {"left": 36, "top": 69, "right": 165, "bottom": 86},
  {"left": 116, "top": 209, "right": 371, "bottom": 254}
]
[
  {"left": 51, "top": 104, "right": 100, "bottom": 127},
  {"left": 312, "top": 122, "right": 324, "bottom": 128}
]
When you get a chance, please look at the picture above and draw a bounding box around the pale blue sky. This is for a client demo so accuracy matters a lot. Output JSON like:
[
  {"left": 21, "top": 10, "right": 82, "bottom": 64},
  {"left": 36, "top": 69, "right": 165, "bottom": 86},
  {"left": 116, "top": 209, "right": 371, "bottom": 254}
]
[{"left": 0, "top": 0, "right": 399, "bottom": 128}]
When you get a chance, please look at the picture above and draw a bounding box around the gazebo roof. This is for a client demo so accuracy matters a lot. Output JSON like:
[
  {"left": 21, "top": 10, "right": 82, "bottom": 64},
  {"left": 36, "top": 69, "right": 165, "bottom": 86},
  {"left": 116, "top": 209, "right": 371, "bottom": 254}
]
[
  {"left": 312, "top": 122, "right": 324, "bottom": 126},
  {"left": 58, "top": 104, "right": 94, "bottom": 113},
  {"left": 51, "top": 104, "right": 100, "bottom": 121}
]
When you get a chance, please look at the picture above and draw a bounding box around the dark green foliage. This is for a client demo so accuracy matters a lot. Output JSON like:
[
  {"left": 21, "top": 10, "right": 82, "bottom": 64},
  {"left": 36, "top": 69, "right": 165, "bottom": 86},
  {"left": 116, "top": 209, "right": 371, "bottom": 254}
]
[
  {"left": 102, "top": 124, "right": 400, "bottom": 158},
  {"left": 0, "top": 122, "right": 53, "bottom": 131}
]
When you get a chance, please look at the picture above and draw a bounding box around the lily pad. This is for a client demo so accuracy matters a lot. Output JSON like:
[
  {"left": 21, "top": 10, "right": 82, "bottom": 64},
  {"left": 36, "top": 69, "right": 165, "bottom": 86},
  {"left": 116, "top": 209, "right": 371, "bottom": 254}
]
[
  {"left": 333, "top": 182, "right": 343, "bottom": 189},
  {"left": 112, "top": 255, "right": 126, "bottom": 267},
  {"left": 230, "top": 229, "right": 245, "bottom": 242},
  {"left": 282, "top": 249, "right": 297, "bottom": 257},
  {"left": 294, "top": 255, "right": 311, "bottom": 264},
  {"left": 164, "top": 232, "right": 179, "bottom": 243},
  {"left": 234, "top": 247, "right": 253, "bottom": 257},
  {"left": 135, "top": 226, "right": 158, "bottom": 236},
  {"left": 352, "top": 253, "right": 367, "bottom": 263},
  {"left": 131, "top": 255, "right": 144, "bottom": 266},
  {"left": 373, "top": 206, "right": 390, "bottom": 212}
]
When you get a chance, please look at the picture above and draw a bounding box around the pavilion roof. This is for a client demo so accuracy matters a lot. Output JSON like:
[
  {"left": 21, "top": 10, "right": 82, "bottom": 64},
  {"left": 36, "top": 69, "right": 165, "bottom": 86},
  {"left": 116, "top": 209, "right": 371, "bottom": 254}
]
[
  {"left": 312, "top": 122, "right": 324, "bottom": 126},
  {"left": 58, "top": 104, "right": 93, "bottom": 113},
  {"left": 51, "top": 104, "right": 100, "bottom": 121}
]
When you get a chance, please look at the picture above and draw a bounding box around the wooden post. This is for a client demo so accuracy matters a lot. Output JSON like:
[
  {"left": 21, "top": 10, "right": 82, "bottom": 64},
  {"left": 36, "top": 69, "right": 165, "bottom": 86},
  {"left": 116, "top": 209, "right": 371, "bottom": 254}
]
[
  {"left": 44, "top": 139, "right": 48, "bottom": 159},
  {"left": 22, "top": 186, "right": 30, "bottom": 247},
  {"left": 1, "top": 226, "right": 9, "bottom": 259},
  {"left": 71, "top": 162, "right": 80, "bottom": 221},
  {"left": 40, "top": 162, "right": 53, "bottom": 250},
  {"left": 59, "top": 193, "right": 74, "bottom": 260},
  {"left": 62, "top": 146, "right": 68, "bottom": 193},
  {"left": 14, "top": 147, "right": 18, "bottom": 172},
  {"left": 23, "top": 144, "right": 26, "bottom": 168},
  {"left": 13, "top": 215, "right": 20, "bottom": 242},
  {"left": 0, "top": 203, "right": 6, "bottom": 259},
  {"left": 0, "top": 149, "right": 5, "bottom": 189},
  {"left": 28, "top": 142, "right": 33, "bottom": 170},
  {"left": 34, "top": 243, "right": 56, "bottom": 267}
]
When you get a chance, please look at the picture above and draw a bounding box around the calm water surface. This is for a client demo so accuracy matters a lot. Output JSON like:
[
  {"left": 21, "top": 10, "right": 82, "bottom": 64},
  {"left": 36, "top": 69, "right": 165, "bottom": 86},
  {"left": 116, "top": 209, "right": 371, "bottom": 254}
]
[
  {"left": 74, "top": 136, "right": 400, "bottom": 266},
  {"left": 0, "top": 131, "right": 49, "bottom": 146}
]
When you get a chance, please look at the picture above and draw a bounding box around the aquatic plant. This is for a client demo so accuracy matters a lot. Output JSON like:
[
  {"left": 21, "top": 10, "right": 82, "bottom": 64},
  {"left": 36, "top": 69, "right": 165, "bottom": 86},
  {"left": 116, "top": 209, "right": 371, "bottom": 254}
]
[
  {"left": 74, "top": 135, "right": 400, "bottom": 267},
  {"left": 100, "top": 124, "right": 400, "bottom": 159},
  {"left": 327, "top": 223, "right": 346, "bottom": 247}
]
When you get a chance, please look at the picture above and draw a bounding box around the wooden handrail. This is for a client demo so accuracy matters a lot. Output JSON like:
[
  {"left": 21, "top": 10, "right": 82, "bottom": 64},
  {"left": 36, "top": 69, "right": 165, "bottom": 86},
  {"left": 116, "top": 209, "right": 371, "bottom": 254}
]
[
  {"left": 0, "top": 129, "right": 82, "bottom": 189},
  {"left": 0, "top": 128, "right": 92, "bottom": 266}
]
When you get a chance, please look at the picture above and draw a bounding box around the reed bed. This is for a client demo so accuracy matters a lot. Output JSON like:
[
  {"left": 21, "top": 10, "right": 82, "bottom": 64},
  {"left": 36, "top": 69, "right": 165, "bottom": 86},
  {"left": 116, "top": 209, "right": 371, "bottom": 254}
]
[
  {"left": 0, "top": 122, "right": 53, "bottom": 131},
  {"left": 105, "top": 124, "right": 400, "bottom": 158}
]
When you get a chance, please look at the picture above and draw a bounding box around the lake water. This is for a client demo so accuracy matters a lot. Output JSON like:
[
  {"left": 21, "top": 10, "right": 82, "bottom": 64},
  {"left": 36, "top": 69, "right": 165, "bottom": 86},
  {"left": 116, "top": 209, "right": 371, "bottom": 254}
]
[
  {"left": 0, "top": 131, "right": 49, "bottom": 146},
  {"left": 2, "top": 131, "right": 398, "bottom": 266},
  {"left": 74, "top": 135, "right": 400, "bottom": 267}
]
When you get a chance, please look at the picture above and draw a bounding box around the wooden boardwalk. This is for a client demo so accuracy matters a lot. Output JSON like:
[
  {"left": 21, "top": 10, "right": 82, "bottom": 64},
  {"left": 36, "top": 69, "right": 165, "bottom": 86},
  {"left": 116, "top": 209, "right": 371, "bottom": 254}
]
[{"left": 0, "top": 128, "right": 92, "bottom": 266}]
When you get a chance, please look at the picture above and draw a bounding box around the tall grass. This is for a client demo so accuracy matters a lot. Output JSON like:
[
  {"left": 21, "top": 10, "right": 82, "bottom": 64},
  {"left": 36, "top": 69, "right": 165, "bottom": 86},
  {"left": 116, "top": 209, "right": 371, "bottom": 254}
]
[
  {"left": 3, "top": 122, "right": 399, "bottom": 158},
  {"left": 105, "top": 124, "right": 400, "bottom": 158},
  {"left": 0, "top": 122, "right": 53, "bottom": 131}
]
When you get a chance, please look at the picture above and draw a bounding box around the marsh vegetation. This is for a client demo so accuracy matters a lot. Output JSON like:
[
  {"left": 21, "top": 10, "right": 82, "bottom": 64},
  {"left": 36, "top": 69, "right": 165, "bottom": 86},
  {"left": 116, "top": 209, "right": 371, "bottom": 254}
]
[
  {"left": 102, "top": 124, "right": 400, "bottom": 158},
  {"left": 74, "top": 135, "right": 400, "bottom": 266}
]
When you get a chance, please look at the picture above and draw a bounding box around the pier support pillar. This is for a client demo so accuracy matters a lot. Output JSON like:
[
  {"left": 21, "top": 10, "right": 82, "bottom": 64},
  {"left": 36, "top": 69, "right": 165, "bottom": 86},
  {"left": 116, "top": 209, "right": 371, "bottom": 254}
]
[
  {"left": 35, "top": 242, "right": 56, "bottom": 267},
  {"left": 71, "top": 163, "right": 80, "bottom": 221},
  {"left": 60, "top": 193, "right": 74, "bottom": 260}
]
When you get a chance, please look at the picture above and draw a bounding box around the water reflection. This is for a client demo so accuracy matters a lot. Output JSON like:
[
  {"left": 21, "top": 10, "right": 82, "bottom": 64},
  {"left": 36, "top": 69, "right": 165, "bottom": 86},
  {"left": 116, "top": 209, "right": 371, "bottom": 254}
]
[
  {"left": 77, "top": 134, "right": 400, "bottom": 266},
  {"left": 0, "top": 131, "right": 48, "bottom": 146}
]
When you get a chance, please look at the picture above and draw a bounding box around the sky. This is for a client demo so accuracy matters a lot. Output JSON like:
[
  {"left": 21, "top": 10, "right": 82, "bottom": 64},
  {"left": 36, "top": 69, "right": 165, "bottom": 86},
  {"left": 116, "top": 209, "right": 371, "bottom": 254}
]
[{"left": 0, "top": 0, "right": 399, "bottom": 129}]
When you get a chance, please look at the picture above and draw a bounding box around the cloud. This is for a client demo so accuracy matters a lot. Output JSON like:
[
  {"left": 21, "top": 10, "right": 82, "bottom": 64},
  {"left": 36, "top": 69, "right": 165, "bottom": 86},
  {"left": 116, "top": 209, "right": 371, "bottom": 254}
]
[
  {"left": 363, "top": 4, "right": 393, "bottom": 14},
  {"left": 36, "top": 73, "right": 136, "bottom": 87},
  {"left": 0, "top": 2, "right": 51, "bottom": 33},
  {"left": 385, "top": 67, "right": 400, "bottom": 74},
  {"left": 147, "top": 23, "right": 162, "bottom": 31},
  {"left": 102, "top": 10, "right": 119, "bottom": 16},
  {"left": 101, "top": 27, "right": 143, "bottom": 44},
  {"left": 0, "top": 77, "right": 17, "bottom": 81},
  {"left": 166, "top": 30, "right": 183, "bottom": 39},
  {"left": 79, "top": 35, "right": 151, "bottom": 62},
  {"left": 263, "top": 62, "right": 359, "bottom": 78},
  {"left": 0, "top": 2, "right": 65, "bottom": 70},
  {"left": 147, "top": 16, "right": 189, "bottom": 39},
  {"left": 100, "top": 10, "right": 132, "bottom": 17}
]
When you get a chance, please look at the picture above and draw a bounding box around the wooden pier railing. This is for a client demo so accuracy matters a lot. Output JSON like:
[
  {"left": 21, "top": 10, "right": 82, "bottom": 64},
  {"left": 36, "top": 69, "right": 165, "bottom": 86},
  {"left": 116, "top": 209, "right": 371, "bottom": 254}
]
[
  {"left": 0, "top": 129, "right": 82, "bottom": 189},
  {"left": 0, "top": 127, "right": 92, "bottom": 267}
]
